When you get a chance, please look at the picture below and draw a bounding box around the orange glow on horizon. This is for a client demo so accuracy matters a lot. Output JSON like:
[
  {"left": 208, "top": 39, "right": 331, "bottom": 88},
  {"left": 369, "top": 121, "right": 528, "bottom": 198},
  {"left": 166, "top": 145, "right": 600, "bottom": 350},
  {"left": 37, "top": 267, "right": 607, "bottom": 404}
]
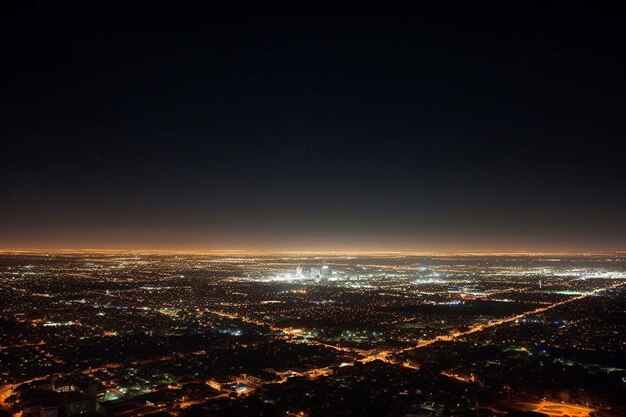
[
  {"left": 0, "top": 246, "right": 624, "bottom": 256},
  {"left": 0, "top": 245, "right": 626, "bottom": 257}
]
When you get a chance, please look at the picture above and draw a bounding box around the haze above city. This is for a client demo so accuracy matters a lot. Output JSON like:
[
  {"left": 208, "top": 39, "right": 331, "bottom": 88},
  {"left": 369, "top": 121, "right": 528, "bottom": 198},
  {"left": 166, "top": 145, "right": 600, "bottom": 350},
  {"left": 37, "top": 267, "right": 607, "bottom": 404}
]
[{"left": 1, "top": 3, "right": 625, "bottom": 253}]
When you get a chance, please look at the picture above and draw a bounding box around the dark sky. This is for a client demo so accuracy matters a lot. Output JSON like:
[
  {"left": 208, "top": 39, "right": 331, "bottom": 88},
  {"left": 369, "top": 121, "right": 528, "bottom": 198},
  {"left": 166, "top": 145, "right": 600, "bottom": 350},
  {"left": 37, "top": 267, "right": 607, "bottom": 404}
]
[{"left": 1, "top": 2, "right": 625, "bottom": 251}]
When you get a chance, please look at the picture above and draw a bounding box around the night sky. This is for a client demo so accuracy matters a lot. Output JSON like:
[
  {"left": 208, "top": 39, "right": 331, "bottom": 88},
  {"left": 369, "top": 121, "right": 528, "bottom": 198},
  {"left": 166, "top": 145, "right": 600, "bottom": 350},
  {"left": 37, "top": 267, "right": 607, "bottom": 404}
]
[{"left": 1, "top": 3, "right": 625, "bottom": 251}]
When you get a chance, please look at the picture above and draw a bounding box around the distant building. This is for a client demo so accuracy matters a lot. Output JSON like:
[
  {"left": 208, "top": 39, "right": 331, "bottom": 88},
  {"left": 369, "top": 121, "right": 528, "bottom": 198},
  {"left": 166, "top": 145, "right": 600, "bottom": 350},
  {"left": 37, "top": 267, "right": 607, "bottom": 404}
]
[
  {"left": 60, "top": 393, "right": 92, "bottom": 417},
  {"left": 54, "top": 379, "right": 76, "bottom": 393}
]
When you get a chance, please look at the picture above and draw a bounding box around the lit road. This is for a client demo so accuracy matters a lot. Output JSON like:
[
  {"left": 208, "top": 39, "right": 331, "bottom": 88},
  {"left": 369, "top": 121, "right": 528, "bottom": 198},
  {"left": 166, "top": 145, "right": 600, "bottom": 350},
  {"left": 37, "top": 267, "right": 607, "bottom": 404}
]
[
  {"left": 501, "top": 399, "right": 593, "bottom": 417},
  {"left": 301, "top": 279, "right": 626, "bottom": 386},
  {"left": 203, "top": 309, "right": 365, "bottom": 354},
  {"left": 203, "top": 280, "right": 626, "bottom": 385},
  {"left": 398, "top": 280, "right": 626, "bottom": 353}
]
